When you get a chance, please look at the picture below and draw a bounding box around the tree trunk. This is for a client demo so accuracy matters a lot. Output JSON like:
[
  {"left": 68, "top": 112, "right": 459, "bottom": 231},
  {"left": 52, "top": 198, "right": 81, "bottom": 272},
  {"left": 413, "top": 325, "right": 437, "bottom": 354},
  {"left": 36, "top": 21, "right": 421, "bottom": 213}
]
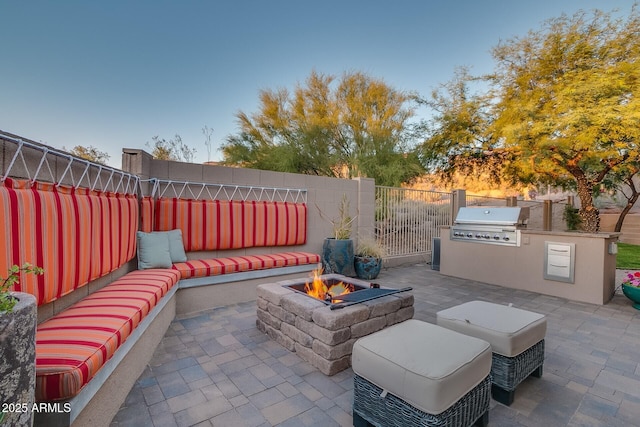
[
  {"left": 576, "top": 178, "right": 600, "bottom": 233},
  {"left": 614, "top": 176, "right": 640, "bottom": 232},
  {"left": 615, "top": 199, "right": 637, "bottom": 232}
]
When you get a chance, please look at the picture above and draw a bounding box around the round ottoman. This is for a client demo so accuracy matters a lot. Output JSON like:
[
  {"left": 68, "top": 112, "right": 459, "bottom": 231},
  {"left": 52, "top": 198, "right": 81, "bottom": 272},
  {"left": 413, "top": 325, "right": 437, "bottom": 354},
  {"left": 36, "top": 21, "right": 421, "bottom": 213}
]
[
  {"left": 352, "top": 319, "right": 491, "bottom": 427},
  {"left": 437, "top": 301, "right": 547, "bottom": 406}
]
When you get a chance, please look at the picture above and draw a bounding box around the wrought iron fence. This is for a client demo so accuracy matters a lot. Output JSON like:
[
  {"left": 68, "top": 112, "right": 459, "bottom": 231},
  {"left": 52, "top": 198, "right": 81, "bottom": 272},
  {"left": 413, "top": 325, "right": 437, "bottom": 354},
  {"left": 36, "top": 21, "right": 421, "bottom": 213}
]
[
  {"left": 375, "top": 186, "right": 451, "bottom": 258},
  {"left": 465, "top": 194, "right": 506, "bottom": 207}
]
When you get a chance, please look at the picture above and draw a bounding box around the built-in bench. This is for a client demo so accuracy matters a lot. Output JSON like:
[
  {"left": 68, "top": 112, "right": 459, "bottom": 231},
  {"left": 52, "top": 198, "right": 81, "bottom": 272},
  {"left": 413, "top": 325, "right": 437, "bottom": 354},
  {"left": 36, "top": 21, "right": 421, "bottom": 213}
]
[
  {"left": 1, "top": 177, "right": 319, "bottom": 426},
  {"left": 0, "top": 178, "right": 176, "bottom": 426}
]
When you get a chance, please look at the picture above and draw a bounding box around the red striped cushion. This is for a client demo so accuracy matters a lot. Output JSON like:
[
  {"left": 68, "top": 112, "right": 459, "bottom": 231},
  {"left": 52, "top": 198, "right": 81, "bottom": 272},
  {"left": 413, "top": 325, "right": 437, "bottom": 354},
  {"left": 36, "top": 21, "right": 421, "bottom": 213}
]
[
  {"left": 0, "top": 179, "right": 138, "bottom": 305},
  {"left": 140, "top": 196, "right": 154, "bottom": 233},
  {"left": 172, "top": 251, "right": 321, "bottom": 279},
  {"left": 152, "top": 198, "right": 308, "bottom": 251},
  {"left": 35, "top": 269, "right": 180, "bottom": 401}
]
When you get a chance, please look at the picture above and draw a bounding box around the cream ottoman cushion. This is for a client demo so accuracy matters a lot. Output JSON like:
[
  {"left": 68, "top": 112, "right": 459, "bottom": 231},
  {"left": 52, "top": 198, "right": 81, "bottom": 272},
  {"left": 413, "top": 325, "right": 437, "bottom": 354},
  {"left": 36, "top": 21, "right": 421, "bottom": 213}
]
[
  {"left": 436, "top": 300, "right": 547, "bottom": 357},
  {"left": 351, "top": 319, "right": 491, "bottom": 415}
]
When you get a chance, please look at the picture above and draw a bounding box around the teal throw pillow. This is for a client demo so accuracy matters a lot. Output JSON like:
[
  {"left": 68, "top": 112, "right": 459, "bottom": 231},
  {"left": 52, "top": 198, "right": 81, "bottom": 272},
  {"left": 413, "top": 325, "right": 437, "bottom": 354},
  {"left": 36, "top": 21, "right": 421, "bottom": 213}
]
[
  {"left": 165, "top": 229, "right": 187, "bottom": 263},
  {"left": 137, "top": 231, "right": 172, "bottom": 269}
]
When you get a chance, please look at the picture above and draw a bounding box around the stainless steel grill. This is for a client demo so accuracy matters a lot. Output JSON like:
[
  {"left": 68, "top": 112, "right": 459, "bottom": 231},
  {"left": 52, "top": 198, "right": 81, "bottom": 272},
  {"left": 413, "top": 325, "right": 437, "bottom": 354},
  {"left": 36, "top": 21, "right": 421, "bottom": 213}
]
[{"left": 451, "top": 207, "right": 529, "bottom": 247}]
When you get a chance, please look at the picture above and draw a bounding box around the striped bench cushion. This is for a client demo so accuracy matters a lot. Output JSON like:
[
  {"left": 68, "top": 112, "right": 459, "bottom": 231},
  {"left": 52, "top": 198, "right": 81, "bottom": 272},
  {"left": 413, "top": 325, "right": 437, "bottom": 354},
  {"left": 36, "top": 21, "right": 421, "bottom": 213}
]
[
  {"left": 35, "top": 269, "right": 180, "bottom": 401},
  {"left": 141, "top": 198, "right": 308, "bottom": 251},
  {"left": 172, "top": 251, "right": 321, "bottom": 279},
  {"left": 0, "top": 179, "right": 138, "bottom": 305}
]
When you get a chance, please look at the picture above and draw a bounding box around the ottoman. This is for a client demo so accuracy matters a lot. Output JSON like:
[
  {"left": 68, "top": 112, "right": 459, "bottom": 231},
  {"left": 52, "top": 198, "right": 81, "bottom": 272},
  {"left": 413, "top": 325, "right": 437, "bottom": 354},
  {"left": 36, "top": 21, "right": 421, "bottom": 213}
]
[
  {"left": 352, "top": 319, "right": 492, "bottom": 427},
  {"left": 437, "top": 301, "right": 547, "bottom": 406}
]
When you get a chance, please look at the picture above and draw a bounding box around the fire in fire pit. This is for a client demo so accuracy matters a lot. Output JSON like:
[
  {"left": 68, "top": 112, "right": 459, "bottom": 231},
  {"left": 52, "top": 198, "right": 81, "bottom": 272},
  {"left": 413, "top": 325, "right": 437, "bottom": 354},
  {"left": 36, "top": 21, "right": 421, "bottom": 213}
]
[
  {"left": 288, "top": 268, "right": 368, "bottom": 304},
  {"left": 284, "top": 268, "right": 409, "bottom": 310}
]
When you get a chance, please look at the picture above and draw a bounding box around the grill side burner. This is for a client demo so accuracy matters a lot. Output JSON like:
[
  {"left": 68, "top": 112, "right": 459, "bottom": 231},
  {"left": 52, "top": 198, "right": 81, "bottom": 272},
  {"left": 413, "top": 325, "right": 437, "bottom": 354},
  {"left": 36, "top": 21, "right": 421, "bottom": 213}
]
[{"left": 451, "top": 207, "right": 529, "bottom": 247}]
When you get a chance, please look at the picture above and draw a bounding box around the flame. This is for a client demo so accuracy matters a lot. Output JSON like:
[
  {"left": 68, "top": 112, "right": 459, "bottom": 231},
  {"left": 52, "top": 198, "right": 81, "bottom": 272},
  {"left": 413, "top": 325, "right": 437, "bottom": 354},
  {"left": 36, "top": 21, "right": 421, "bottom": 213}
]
[{"left": 304, "top": 267, "right": 353, "bottom": 302}]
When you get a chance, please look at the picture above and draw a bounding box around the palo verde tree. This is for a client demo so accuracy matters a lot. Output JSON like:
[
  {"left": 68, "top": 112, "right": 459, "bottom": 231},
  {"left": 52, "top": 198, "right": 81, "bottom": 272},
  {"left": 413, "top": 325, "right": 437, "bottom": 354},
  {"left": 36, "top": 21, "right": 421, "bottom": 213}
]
[
  {"left": 63, "top": 145, "right": 110, "bottom": 165},
  {"left": 147, "top": 134, "right": 197, "bottom": 162},
  {"left": 221, "top": 70, "right": 424, "bottom": 187},
  {"left": 489, "top": 7, "right": 640, "bottom": 232},
  {"left": 421, "top": 6, "right": 640, "bottom": 232}
]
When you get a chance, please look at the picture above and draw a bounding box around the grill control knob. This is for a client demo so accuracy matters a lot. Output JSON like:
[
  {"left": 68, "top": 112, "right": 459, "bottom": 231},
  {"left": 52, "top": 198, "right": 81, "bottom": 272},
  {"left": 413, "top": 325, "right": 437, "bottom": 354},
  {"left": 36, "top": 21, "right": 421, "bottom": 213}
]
[
  {"left": 466, "top": 233, "right": 473, "bottom": 238},
  {"left": 475, "top": 233, "right": 482, "bottom": 238},
  {"left": 483, "top": 234, "right": 490, "bottom": 239},
  {"left": 493, "top": 235, "right": 500, "bottom": 240},
  {"left": 503, "top": 236, "right": 510, "bottom": 241}
]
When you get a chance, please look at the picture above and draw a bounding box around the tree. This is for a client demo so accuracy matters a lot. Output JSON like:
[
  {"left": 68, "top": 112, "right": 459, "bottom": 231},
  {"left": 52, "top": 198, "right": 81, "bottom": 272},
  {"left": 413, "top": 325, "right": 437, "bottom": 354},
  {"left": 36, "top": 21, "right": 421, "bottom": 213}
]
[
  {"left": 147, "top": 135, "right": 197, "bottom": 162},
  {"left": 221, "top": 70, "right": 424, "bottom": 187},
  {"left": 417, "top": 68, "right": 503, "bottom": 183},
  {"left": 421, "top": 6, "right": 640, "bottom": 232},
  {"left": 63, "top": 145, "right": 110, "bottom": 165},
  {"left": 602, "top": 164, "right": 640, "bottom": 232}
]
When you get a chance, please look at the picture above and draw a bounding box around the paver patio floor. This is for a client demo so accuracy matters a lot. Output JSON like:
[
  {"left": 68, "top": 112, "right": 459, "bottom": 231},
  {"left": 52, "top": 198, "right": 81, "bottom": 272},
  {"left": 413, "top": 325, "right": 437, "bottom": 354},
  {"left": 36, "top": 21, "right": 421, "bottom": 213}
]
[{"left": 111, "top": 264, "right": 640, "bottom": 427}]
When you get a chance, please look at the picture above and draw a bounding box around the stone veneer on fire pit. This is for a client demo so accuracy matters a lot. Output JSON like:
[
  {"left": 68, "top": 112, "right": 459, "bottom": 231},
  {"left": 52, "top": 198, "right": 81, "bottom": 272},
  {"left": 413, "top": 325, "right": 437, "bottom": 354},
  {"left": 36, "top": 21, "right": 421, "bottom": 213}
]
[{"left": 256, "top": 274, "right": 414, "bottom": 375}]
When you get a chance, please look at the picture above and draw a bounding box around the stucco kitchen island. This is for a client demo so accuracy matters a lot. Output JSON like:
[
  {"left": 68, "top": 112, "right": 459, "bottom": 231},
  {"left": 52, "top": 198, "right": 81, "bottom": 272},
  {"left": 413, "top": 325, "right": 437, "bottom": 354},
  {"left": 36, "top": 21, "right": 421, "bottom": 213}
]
[{"left": 439, "top": 227, "right": 620, "bottom": 305}]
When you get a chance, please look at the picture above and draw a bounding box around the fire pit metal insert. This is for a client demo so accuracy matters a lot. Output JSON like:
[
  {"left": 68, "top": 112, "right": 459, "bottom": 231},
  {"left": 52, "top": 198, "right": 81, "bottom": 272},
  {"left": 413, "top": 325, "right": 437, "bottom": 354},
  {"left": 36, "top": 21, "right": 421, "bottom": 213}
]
[{"left": 283, "top": 280, "right": 411, "bottom": 309}]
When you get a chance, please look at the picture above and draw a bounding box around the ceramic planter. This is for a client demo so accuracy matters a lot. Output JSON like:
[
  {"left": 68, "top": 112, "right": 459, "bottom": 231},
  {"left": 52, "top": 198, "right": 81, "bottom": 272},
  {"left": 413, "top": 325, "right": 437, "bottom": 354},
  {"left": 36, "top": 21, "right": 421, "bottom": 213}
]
[
  {"left": 322, "top": 238, "right": 356, "bottom": 277},
  {"left": 622, "top": 283, "right": 640, "bottom": 310},
  {"left": 354, "top": 256, "right": 382, "bottom": 280},
  {"left": 0, "top": 292, "right": 37, "bottom": 427}
]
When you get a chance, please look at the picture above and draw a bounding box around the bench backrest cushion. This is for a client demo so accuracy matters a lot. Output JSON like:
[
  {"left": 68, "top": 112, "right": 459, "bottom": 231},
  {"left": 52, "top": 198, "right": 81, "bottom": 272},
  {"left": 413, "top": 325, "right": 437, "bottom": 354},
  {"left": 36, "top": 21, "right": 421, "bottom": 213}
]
[
  {"left": 0, "top": 179, "right": 138, "bottom": 305},
  {"left": 142, "top": 197, "right": 308, "bottom": 252}
]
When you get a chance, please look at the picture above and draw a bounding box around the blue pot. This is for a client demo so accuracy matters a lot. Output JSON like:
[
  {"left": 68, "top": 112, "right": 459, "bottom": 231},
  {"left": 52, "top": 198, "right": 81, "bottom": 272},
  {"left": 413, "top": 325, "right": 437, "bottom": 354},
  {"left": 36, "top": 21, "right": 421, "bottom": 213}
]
[
  {"left": 322, "top": 238, "right": 355, "bottom": 277},
  {"left": 354, "top": 256, "right": 382, "bottom": 280}
]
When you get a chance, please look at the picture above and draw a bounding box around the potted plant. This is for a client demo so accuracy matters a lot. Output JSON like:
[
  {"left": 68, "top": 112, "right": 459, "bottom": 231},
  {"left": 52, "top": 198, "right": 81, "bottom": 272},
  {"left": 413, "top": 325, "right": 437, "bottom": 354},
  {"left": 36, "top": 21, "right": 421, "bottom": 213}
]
[
  {"left": 317, "top": 194, "right": 357, "bottom": 276},
  {"left": 621, "top": 271, "right": 640, "bottom": 310},
  {"left": 563, "top": 204, "right": 582, "bottom": 231},
  {"left": 354, "top": 235, "right": 386, "bottom": 280},
  {"left": 0, "top": 263, "right": 43, "bottom": 427}
]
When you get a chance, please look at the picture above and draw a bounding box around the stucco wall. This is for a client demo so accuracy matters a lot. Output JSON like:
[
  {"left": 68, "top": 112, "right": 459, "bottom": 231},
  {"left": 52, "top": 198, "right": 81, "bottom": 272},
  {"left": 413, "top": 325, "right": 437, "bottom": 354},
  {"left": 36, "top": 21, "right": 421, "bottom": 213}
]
[{"left": 121, "top": 149, "right": 375, "bottom": 258}]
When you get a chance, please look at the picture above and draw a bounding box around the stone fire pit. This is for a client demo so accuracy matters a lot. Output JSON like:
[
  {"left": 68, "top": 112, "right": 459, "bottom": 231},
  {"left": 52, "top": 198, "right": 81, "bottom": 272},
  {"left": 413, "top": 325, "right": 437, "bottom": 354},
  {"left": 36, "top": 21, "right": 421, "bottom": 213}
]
[{"left": 256, "top": 274, "right": 414, "bottom": 375}]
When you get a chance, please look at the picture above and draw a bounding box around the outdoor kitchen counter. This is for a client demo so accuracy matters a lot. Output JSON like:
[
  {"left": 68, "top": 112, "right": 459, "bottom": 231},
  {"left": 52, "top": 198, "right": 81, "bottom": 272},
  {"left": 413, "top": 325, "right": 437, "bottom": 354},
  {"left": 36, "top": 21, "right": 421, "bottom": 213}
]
[
  {"left": 439, "top": 226, "right": 620, "bottom": 305},
  {"left": 520, "top": 229, "right": 621, "bottom": 239}
]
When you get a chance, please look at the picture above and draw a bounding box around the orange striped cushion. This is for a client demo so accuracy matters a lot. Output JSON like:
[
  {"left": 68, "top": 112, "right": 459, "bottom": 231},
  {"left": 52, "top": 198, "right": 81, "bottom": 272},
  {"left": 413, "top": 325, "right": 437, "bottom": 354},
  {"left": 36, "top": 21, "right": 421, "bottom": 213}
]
[
  {"left": 140, "top": 196, "right": 154, "bottom": 233},
  {"left": 172, "top": 251, "right": 321, "bottom": 279},
  {"left": 35, "top": 269, "right": 180, "bottom": 401},
  {"left": 0, "top": 179, "right": 138, "bottom": 305},
  {"left": 152, "top": 198, "right": 308, "bottom": 251}
]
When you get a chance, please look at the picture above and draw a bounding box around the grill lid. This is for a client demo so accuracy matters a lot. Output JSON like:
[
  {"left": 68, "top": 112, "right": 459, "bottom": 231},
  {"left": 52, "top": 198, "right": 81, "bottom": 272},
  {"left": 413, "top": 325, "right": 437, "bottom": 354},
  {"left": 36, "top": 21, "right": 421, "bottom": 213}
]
[{"left": 454, "top": 207, "right": 529, "bottom": 226}]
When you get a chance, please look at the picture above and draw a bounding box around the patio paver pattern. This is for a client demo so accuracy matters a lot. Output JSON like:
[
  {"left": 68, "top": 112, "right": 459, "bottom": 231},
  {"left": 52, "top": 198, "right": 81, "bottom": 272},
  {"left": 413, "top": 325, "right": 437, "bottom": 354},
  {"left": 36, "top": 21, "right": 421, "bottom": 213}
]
[{"left": 111, "top": 265, "right": 640, "bottom": 427}]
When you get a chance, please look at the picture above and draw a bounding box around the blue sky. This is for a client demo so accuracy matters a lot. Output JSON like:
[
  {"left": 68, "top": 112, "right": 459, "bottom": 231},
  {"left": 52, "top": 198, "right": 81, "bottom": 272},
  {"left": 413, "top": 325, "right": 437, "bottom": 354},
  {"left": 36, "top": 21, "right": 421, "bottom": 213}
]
[{"left": 1, "top": 1, "right": 635, "bottom": 168}]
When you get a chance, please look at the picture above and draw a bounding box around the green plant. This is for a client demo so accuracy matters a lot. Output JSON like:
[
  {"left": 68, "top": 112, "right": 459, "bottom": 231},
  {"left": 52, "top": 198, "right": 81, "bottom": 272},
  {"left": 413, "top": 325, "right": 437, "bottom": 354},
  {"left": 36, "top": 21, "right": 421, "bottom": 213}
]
[
  {"left": 563, "top": 204, "right": 582, "bottom": 231},
  {"left": 0, "top": 263, "right": 44, "bottom": 313},
  {"left": 356, "top": 236, "right": 386, "bottom": 259},
  {"left": 317, "top": 194, "right": 357, "bottom": 240}
]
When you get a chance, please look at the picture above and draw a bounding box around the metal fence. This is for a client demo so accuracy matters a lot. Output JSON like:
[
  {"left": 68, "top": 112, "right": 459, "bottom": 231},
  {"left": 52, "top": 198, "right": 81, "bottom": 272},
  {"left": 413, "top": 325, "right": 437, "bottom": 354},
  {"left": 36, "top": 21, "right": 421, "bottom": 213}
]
[
  {"left": 375, "top": 186, "right": 451, "bottom": 258},
  {"left": 465, "top": 194, "right": 506, "bottom": 207}
]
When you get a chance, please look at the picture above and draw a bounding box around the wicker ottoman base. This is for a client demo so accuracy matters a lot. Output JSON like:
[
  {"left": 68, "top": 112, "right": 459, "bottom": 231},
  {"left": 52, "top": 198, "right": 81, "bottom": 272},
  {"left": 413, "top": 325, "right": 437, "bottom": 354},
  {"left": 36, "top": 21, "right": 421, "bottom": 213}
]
[
  {"left": 353, "top": 374, "right": 490, "bottom": 427},
  {"left": 491, "top": 339, "right": 545, "bottom": 406}
]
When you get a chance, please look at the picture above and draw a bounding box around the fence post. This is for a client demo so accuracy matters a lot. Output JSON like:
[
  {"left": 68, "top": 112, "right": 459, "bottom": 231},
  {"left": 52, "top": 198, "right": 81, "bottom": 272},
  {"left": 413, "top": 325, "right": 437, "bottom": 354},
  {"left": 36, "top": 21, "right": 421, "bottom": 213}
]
[
  {"left": 543, "top": 200, "right": 553, "bottom": 231},
  {"left": 506, "top": 196, "right": 518, "bottom": 206},
  {"left": 451, "top": 189, "right": 466, "bottom": 223}
]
